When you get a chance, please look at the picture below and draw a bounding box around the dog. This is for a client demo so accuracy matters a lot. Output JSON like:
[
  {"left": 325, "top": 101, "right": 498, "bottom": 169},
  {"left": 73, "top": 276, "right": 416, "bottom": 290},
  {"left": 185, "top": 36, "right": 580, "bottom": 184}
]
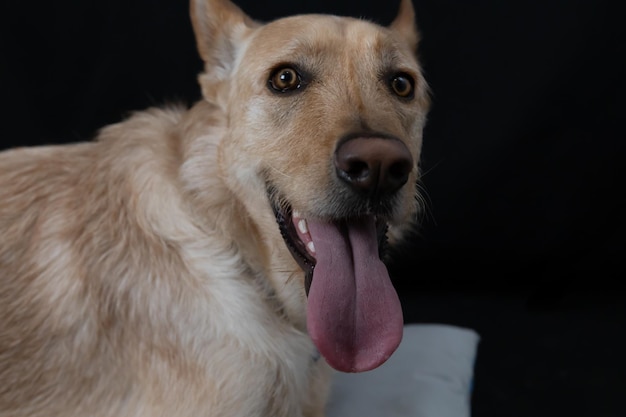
[{"left": 0, "top": 0, "right": 429, "bottom": 415}]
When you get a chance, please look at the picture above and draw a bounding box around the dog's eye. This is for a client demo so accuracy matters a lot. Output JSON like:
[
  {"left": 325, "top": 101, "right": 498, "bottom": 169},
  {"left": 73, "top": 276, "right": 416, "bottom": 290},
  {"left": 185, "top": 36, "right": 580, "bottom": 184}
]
[
  {"left": 389, "top": 73, "right": 415, "bottom": 99},
  {"left": 269, "top": 66, "right": 303, "bottom": 93}
]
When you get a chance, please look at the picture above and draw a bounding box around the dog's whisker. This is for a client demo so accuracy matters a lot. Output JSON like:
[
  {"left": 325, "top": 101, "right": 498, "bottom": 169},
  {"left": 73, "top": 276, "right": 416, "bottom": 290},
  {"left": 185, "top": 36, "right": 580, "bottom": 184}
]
[
  {"left": 418, "top": 157, "right": 444, "bottom": 178},
  {"left": 267, "top": 163, "right": 294, "bottom": 179},
  {"left": 414, "top": 181, "right": 436, "bottom": 225}
]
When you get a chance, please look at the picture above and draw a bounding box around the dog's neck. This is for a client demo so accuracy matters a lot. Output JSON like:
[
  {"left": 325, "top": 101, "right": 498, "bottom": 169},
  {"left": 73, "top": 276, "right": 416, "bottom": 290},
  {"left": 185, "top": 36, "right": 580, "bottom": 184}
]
[{"left": 178, "top": 100, "right": 309, "bottom": 332}]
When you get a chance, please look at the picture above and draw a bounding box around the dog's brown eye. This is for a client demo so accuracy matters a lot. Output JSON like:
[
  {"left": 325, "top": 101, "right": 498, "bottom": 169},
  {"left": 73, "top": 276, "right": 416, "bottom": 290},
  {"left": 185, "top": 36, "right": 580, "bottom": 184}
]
[
  {"left": 269, "top": 67, "right": 302, "bottom": 93},
  {"left": 390, "top": 74, "right": 414, "bottom": 98}
]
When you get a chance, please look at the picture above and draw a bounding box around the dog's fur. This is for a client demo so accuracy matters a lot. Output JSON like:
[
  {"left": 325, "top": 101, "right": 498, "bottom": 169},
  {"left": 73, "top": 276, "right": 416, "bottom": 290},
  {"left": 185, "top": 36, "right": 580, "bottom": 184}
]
[{"left": 0, "top": 0, "right": 429, "bottom": 415}]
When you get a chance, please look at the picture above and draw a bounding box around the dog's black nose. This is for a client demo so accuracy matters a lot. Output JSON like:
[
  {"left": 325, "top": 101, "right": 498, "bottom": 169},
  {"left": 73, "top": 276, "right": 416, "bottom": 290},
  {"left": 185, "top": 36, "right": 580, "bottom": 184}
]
[{"left": 334, "top": 136, "right": 413, "bottom": 196}]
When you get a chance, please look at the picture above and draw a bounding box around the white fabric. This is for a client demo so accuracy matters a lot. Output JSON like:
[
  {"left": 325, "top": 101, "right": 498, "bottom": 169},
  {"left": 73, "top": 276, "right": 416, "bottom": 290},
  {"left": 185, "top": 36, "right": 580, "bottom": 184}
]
[{"left": 327, "top": 324, "right": 480, "bottom": 417}]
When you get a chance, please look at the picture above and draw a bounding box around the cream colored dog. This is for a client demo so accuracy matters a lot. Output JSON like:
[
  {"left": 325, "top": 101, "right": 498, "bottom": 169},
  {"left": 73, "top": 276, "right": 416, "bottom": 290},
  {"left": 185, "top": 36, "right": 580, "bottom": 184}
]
[{"left": 0, "top": 0, "right": 429, "bottom": 415}]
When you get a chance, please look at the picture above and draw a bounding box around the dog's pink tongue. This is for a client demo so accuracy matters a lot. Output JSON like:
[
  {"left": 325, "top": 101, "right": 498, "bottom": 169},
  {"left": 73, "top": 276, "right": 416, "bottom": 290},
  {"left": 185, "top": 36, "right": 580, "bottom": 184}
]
[{"left": 306, "top": 216, "right": 403, "bottom": 373}]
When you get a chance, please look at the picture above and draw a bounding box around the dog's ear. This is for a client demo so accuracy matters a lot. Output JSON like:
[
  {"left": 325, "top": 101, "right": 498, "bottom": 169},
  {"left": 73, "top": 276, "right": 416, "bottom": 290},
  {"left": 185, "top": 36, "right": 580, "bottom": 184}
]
[
  {"left": 190, "top": 0, "right": 260, "bottom": 82},
  {"left": 389, "top": 0, "right": 419, "bottom": 51}
]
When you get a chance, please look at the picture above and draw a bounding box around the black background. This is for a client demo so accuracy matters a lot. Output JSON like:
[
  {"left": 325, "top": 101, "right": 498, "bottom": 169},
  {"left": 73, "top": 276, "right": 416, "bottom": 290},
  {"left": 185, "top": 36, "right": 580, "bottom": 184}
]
[{"left": 1, "top": 0, "right": 625, "bottom": 415}]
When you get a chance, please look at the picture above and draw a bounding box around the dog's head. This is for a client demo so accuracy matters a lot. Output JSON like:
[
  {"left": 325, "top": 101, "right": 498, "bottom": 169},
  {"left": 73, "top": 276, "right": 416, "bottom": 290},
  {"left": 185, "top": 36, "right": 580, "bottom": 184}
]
[{"left": 190, "top": 0, "right": 429, "bottom": 372}]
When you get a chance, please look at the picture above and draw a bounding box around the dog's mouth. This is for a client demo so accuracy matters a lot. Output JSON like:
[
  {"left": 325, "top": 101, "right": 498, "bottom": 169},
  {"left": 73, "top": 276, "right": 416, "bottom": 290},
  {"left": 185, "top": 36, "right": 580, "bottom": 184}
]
[
  {"left": 271, "top": 197, "right": 403, "bottom": 373},
  {"left": 273, "top": 203, "right": 389, "bottom": 296}
]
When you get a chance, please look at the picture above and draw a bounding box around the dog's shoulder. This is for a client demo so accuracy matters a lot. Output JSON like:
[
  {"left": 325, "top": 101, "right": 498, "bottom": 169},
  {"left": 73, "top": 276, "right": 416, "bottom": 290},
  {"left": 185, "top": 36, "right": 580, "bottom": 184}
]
[
  {"left": 0, "top": 104, "right": 196, "bottom": 290},
  {"left": 0, "top": 105, "right": 187, "bottom": 195}
]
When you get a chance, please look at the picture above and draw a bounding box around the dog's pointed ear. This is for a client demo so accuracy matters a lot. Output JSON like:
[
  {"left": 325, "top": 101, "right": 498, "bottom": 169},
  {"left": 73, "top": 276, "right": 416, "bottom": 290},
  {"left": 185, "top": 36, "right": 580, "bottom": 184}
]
[
  {"left": 389, "top": 0, "right": 419, "bottom": 51},
  {"left": 190, "top": 0, "right": 260, "bottom": 82}
]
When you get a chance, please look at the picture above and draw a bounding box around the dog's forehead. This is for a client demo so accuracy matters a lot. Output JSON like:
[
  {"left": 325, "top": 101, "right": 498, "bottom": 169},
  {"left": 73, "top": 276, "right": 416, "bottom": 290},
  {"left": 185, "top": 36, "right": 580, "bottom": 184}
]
[{"left": 244, "top": 14, "right": 416, "bottom": 69}]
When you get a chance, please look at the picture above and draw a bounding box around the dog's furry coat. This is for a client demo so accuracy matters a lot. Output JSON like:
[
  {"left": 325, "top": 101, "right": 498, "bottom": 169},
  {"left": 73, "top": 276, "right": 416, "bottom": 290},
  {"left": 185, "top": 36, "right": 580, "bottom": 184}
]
[{"left": 0, "top": 0, "right": 429, "bottom": 415}]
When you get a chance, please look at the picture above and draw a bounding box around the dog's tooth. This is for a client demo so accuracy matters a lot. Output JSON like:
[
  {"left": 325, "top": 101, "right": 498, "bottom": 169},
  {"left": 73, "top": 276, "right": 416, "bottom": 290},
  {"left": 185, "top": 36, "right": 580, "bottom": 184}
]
[
  {"left": 298, "top": 219, "right": 309, "bottom": 235},
  {"left": 307, "top": 241, "right": 316, "bottom": 254},
  {"left": 292, "top": 209, "right": 301, "bottom": 219}
]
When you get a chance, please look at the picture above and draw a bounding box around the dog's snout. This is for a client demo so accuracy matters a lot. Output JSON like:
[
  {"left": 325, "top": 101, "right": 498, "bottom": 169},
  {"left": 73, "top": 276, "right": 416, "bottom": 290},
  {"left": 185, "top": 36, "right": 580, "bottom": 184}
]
[{"left": 334, "top": 137, "right": 413, "bottom": 196}]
